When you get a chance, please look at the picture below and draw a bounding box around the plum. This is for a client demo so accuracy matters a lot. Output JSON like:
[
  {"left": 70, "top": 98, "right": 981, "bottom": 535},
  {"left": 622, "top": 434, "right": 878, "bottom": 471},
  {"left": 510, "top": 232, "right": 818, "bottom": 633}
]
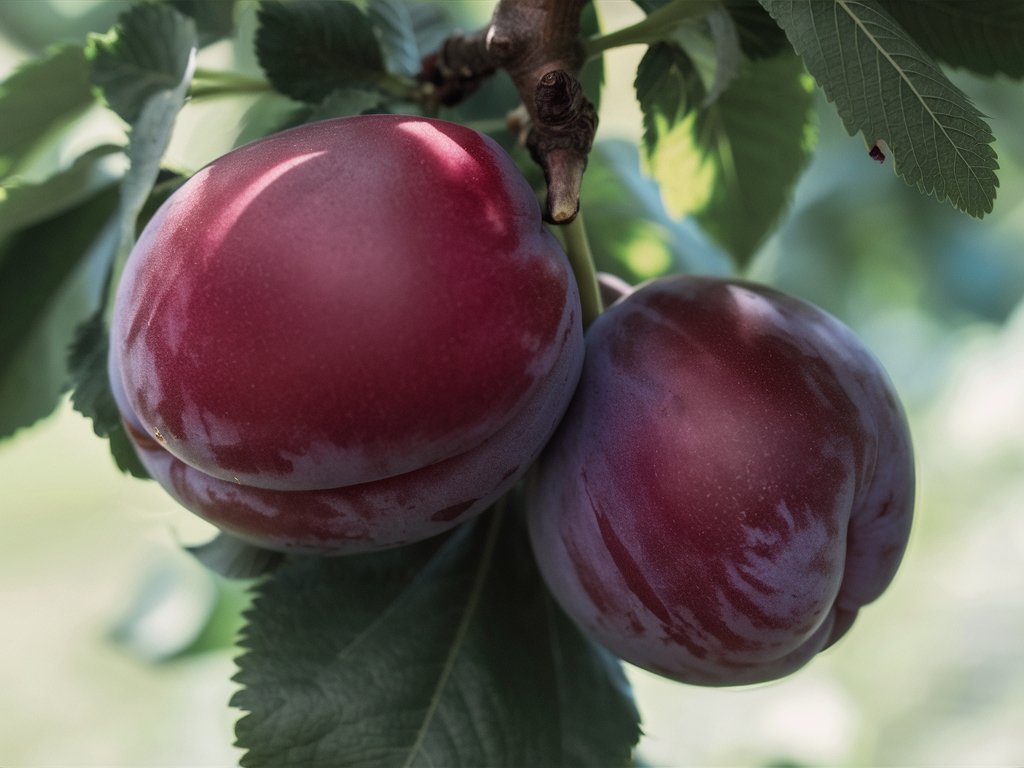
[
  {"left": 528, "top": 275, "right": 914, "bottom": 685},
  {"left": 110, "top": 114, "right": 583, "bottom": 554}
]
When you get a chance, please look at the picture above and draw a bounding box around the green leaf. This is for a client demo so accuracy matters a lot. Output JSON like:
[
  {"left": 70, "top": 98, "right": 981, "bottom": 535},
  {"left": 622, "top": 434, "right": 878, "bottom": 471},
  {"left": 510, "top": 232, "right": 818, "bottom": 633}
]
[
  {"left": 188, "top": 534, "right": 284, "bottom": 581},
  {"left": 0, "top": 45, "right": 98, "bottom": 181},
  {"left": 639, "top": 44, "right": 815, "bottom": 266},
  {"left": 108, "top": 418, "right": 150, "bottom": 478},
  {"left": 67, "top": 310, "right": 121, "bottom": 436},
  {"left": 543, "top": 592, "right": 642, "bottom": 767},
  {"left": 306, "top": 88, "right": 393, "bottom": 122},
  {"left": 758, "top": 0, "right": 999, "bottom": 217},
  {"left": 407, "top": 5, "right": 453, "bottom": 56},
  {"left": 232, "top": 93, "right": 311, "bottom": 148},
  {"left": 92, "top": 2, "right": 197, "bottom": 286},
  {"left": 60, "top": 2, "right": 196, "bottom": 462},
  {"left": 879, "top": 0, "right": 1024, "bottom": 79},
  {"left": 167, "top": 0, "right": 238, "bottom": 47},
  {"left": 697, "top": 52, "right": 817, "bottom": 264},
  {"left": 88, "top": 3, "right": 199, "bottom": 124},
  {"left": 233, "top": 509, "right": 640, "bottom": 767},
  {"left": 724, "top": 0, "right": 789, "bottom": 59},
  {"left": 255, "top": 0, "right": 387, "bottom": 103},
  {"left": 66, "top": 307, "right": 150, "bottom": 477},
  {"left": 635, "top": 42, "right": 703, "bottom": 156},
  {"left": 0, "top": 186, "right": 120, "bottom": 439},
  {"left": 673, "top": 6, "right": 742, "bottom": 106},
  {"left": 629, "top": 0, "right": 787, "bottom": 60},
  {"left": 582, "top": 140, "right": 731, "bottom": 282},
  {"left": 367, "top": 0, "right": 421, "bottom": 77},
  {"left": 115, "top": 70, "right": 195, "bottom": 263},
  {"left": 0, "top": 145, "right": 124, "bottom": 242}
]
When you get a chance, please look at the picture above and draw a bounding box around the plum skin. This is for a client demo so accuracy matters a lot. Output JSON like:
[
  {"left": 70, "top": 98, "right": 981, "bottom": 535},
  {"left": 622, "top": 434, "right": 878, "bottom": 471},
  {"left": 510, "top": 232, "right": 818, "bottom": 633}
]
[
  {"left": 527, "top": 275, "right": 914, "bottom": 686},
  {"left": 109, "top": 115, "right": 583, "bottom": 554}
]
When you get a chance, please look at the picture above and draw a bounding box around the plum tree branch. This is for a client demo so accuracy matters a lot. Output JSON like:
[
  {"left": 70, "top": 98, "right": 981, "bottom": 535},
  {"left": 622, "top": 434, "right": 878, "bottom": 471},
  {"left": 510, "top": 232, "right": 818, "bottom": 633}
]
[{"left": 419, "top": 0, "right": 597, "bottom": 224}]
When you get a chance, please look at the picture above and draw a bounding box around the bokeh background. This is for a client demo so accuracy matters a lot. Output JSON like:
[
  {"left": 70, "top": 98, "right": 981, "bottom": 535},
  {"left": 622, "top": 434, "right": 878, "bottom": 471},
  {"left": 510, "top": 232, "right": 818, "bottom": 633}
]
[{"left": 2, "top": 2, "right": 1022, "bottom": 766}]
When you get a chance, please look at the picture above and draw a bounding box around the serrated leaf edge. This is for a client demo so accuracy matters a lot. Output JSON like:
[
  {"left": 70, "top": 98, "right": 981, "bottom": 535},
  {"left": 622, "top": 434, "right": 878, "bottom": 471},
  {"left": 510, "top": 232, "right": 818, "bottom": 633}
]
[
  {"left": 230, "top": 512, "right": 504, "bottom": 766},
  {"left": 834, "top": 0, "right": 998, "bottom": 213}
]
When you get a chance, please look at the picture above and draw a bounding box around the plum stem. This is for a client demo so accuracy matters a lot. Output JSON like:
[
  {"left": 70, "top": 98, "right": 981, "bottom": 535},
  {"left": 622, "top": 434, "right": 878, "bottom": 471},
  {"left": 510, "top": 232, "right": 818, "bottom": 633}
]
[{"left": 562, "top": 211, "right": 603, "bottom": 328}]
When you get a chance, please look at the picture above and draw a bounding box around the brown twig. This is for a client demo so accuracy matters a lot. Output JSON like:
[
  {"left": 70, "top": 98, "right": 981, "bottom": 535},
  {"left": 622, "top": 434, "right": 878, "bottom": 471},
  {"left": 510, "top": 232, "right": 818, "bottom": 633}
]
[{"left": 418, "top": 0, "right": 597, "bottom": 224}]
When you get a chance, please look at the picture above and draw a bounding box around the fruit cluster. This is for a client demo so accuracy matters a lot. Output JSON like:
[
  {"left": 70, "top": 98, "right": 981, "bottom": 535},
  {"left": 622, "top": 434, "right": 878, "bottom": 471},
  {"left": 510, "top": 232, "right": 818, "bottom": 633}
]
[{"left": 109, "top": 115, "right": 914, "bottom": 685}]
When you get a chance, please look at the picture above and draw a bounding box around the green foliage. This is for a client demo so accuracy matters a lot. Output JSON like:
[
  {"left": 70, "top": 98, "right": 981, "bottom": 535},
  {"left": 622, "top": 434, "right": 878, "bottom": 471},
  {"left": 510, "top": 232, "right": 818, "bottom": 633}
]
[
  {"left": 168, "top": 0, "right": 238, "bottom": 47},
  {"left": 758, "top": 0, "right": 999, "bottom": 218},
  {"left": 0, "top": 145, "right": 123, "bottom": 240},
  {"left": 67, "top": 309, "right": 149, "bottom": 477},
  {"left": 691, "top": 52, "right": 816, "bottom": 264},
  {"left": 723, "top": 0, "right": 789, "bottom": 59},
  {"left": 367, "top": 0, "right": 422, "bottom": 78},
  {"left": 674, "top": 6, "right": 742, "bottom": 106},
  {"left": 187, "top": 534, "right": 284, "bottom": 581},
  {"left": 637, "top": 45, "right": 815, "bottom": 266},
  {"left": 233, "top": 508, "right": 640, "bottom": 768},
  {"left": 83, "top": 2, "right": 198, "bottom": 277},
  {"left": 0, "top": 192, "right": 119, "bottom": 438},
  {"left": 88, "top": 3, "right": 198, "bottom": 123},
  {"left": 255, "top": 1, "right": 388, "bottom": 103},
  {"left": 67, "top": 311, "right": 122, "bottom": 439},
  {"left": 636, "top": 43, "right": 702, "bottom": 159},
  {"left": 582, "top": 140, "right": 729, "bottom": 282},
  {"left": 879, "top": 0, "right": 1024, "bottom": 79},
  {"left": 50, "top": 1, "right": 198, "bottom": 469},
  {"left": 0, "top": 156, "right": 122, "bottom": 437},
  {"left": 0, "top": 45, "right": 97, "bottom": 180}
]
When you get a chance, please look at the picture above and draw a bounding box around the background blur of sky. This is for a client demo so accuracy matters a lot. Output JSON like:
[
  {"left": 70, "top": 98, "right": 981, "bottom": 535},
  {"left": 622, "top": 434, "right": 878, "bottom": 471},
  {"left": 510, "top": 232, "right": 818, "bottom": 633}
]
[{"left": 1, "top": 2, "right": 1023, "bottom": 766}]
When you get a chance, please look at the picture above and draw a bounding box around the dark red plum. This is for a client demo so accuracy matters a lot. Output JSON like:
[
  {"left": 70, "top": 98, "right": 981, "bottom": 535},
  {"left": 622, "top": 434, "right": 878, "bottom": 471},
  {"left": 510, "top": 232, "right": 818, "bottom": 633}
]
[
  {"left": 110, "top": 115, "right": 583, "bottom": 553},
  {"left": 528, "top": 275, "right": 914, "bottom": 686}
]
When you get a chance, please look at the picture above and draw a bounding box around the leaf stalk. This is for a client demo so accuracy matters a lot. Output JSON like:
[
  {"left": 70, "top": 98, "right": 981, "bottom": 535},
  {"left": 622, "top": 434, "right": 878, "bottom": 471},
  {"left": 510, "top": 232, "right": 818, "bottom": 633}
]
[{"left": 585, "top": 0, "right": 720, "bottom": 58}]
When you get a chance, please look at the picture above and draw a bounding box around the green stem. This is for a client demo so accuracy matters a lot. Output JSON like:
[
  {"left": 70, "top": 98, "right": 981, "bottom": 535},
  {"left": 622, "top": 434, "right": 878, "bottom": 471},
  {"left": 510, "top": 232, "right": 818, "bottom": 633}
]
[
  {"left": 189, "top": 69, "right": 273, "bottom": 100},
  {"left": 376, "top": 72, "right": 423, "bottom": 103},
  {"left": 562, "top": 212, "right": 603, "bottom": 328},
  {"left": 584, "top": 0, "right": 719, "bottom": 58}
]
